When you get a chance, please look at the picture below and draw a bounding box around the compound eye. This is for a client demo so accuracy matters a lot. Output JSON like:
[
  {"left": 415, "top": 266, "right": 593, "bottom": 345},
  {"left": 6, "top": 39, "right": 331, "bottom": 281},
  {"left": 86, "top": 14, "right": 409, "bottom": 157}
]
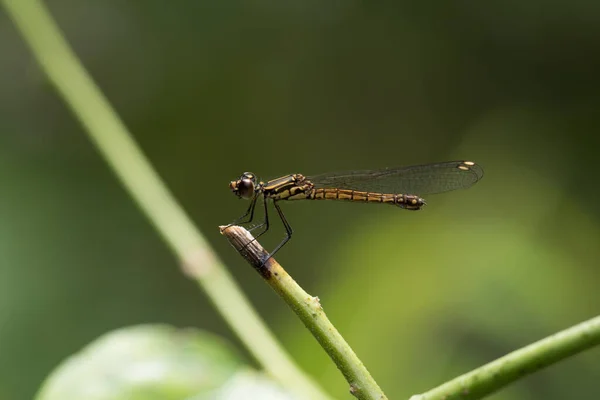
[{"left": 237, "top": 178, "right": 255, "bottom": 199}]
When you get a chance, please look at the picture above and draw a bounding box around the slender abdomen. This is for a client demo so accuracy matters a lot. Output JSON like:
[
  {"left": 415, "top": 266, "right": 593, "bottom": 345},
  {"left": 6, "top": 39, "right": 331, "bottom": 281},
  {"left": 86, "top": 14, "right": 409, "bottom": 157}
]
[{"left": 307, "top": 188, "right": 424, "bottom": 210}]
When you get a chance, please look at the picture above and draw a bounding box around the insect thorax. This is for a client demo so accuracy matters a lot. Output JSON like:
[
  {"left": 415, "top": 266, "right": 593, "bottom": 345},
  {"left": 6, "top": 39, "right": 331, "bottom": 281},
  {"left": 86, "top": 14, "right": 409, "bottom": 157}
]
[{"left": 264, "top": 174, "right": 314, "bottom": 200}]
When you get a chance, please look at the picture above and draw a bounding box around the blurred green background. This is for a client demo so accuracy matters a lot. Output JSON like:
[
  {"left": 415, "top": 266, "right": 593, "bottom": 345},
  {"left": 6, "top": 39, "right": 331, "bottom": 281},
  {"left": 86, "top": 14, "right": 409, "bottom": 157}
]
[{"left": 2, "top": 1, "right": 600, "bottom": 399}]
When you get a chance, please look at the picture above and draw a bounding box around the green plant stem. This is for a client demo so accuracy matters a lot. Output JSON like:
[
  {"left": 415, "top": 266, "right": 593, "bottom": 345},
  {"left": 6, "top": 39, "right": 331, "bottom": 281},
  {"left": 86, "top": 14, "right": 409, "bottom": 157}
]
[
  {"left": 221, "top": 225, "right": 388, "bottom": 400},
  {"left": 2, "top": 1, "right": 331, "bottom": 399},
  {"left": 410, "top": 315, "right": 600, "bottom": 400}
]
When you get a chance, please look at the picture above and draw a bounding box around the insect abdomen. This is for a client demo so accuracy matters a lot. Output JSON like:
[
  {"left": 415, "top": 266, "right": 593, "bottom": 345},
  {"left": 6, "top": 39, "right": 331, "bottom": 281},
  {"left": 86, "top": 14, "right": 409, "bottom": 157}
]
[{"left": 308, "top": 188, "right": 424, "bottom": 210}]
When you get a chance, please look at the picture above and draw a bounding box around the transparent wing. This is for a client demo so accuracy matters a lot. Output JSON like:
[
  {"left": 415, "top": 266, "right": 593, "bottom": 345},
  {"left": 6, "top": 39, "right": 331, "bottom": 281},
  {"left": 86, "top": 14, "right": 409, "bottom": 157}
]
[{"left": 307, "top": 161, "right": 483, "bottom": 195}]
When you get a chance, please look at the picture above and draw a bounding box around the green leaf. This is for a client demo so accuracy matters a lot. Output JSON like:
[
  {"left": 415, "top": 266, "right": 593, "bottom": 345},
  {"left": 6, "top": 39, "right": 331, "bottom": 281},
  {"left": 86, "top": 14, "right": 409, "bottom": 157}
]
[
  {"left": 188, "top": 369, "right": 297, "bottom": 400},
  {"left": 36, "top": 324, "right": 245, "bottom": 400}
]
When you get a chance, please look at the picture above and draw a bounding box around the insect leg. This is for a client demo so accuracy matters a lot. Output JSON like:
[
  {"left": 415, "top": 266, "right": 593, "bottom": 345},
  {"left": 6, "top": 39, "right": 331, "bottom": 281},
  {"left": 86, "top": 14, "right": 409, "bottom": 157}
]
[{"left": 260, "top": 200, "right": 293, "bottom": 265}]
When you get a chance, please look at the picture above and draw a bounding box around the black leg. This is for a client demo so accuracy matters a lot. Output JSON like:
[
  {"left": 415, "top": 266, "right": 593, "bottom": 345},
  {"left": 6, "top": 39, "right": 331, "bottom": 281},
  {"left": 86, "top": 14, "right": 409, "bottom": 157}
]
[
  {"left": 248, "top": 194, "right": 270, "bottom": 240},
  {"left": 239, "top": 194, "right": 271, "bottom": 252},
  {"left": 261, "top": 200, "right": 293, "bottom": 265},
  {"left": 224, "top": 194, "right": 258, "bottom": 230}
]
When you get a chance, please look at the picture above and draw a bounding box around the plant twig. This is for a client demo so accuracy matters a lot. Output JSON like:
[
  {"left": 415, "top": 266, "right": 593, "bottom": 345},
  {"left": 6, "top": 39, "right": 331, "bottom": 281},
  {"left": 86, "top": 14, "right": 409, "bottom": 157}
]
[
  {"left": 221, "top": 225, "right": 388, "bottom": 400},
  {"left": 2, "top": 1, "right": 331, "bottom": 399},
  {"left": 410, "top": 315, "right": 600, "bottom": 400}
]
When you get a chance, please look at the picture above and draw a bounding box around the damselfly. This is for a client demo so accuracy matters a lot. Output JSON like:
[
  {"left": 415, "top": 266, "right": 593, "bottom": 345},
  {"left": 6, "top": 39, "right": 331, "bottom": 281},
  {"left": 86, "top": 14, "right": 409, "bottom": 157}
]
[{"left": 225, "top": 160, "right": 483, "bottom": 262}]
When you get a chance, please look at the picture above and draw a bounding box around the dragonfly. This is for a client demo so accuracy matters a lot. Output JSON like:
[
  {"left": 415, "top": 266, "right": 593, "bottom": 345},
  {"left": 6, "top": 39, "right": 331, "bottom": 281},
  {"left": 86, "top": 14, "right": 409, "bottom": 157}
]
[{"left": 225, "top": 160, "right": 483, "bottom": 263}]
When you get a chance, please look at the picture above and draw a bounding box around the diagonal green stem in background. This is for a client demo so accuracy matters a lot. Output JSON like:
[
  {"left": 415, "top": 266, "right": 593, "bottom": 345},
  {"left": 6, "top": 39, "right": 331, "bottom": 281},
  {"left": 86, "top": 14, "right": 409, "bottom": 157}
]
[
  {"left": 410, "top": 315, "right": 600, "bottom": 400},
  {"left": 2, "top": 1, "right": 331, "bottom": 399}
]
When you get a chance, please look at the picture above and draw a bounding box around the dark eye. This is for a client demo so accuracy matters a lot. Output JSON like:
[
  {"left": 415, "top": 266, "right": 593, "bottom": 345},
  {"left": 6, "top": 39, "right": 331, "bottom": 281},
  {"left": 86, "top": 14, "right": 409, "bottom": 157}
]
[{"left": 238, "top": 178, "right": 255, "bottom": 199}]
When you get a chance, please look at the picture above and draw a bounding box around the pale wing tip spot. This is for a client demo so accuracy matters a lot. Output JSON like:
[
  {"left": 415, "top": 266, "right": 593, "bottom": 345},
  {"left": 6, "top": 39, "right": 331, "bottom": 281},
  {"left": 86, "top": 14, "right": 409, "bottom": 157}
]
[{"left": 456, "top": 160, "right": 484, "bottom": 182}]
